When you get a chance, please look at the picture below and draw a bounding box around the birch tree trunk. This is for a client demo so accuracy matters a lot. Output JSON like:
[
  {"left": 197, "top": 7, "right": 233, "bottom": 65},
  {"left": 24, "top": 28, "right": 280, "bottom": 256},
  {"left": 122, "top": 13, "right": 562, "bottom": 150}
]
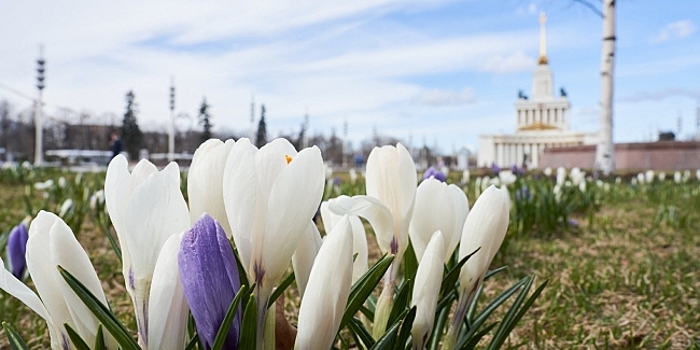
[{"left": 595, "top": 0, "right": 616, "bottom": 175}]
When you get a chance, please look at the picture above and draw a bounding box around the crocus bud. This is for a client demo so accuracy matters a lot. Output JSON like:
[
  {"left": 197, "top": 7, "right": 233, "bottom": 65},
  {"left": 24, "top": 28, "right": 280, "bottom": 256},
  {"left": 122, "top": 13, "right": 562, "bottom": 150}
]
[
  {"left": 295, "top": 216, "right": 353, "bottom": 350},
  {"left": 188, "top": 139, "right": 236, "bottom": 237},
  {"left": 411, "top": 231, "right": 445, "bottom": 350},
  {"left": 444, "top": 186, "right": 509, "bottom": 349},
  {"left": 179, "top": 214, "right": 241, "bottom": 350},
  {"left": 7, "top": 223, "right": 28, "bottom": 279},
  {"left": 409, "top": 178, "right": 468, "bottom": 263}
]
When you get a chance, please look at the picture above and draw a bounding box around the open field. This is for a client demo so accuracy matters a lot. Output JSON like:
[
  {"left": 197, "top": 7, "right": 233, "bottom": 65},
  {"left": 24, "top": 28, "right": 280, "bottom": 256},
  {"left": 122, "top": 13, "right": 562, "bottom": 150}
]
[{"left": 0, "top": 166, "right": 699, "bottom": 349}]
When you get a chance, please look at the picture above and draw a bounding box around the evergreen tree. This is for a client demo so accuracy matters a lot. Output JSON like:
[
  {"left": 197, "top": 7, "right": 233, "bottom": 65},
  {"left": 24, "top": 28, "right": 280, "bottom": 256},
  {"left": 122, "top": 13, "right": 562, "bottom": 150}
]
[
  {"left": 255, "top": 104, "right": 268, "bottom": 148},
  {"left": 121, "top": 90, "right": 143, "bottom": 160},
  {"left": 199, "top": 97, "right": 213, "bottom": 143}
]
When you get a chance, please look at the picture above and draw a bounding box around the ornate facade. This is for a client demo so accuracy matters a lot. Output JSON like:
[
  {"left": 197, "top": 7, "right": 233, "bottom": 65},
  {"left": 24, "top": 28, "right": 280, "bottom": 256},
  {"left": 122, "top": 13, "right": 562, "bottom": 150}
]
[{"left": 478, "top": 13, "right": 598, "bottom": 169}]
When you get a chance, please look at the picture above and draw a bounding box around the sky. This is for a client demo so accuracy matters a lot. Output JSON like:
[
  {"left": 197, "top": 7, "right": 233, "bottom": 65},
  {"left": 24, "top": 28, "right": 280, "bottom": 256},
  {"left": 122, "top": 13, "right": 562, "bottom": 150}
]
[{"left": 1, "top": 0, "right": 699, "bottom": 154}]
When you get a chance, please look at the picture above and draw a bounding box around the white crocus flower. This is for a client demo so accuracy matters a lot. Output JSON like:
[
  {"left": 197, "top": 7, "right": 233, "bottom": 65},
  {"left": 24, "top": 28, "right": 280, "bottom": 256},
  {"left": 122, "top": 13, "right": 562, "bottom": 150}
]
[
  {"left": 223, "top": 138, "right": 324, "bottom": 348},
  {"left": 696, "top": 169, "right": 700, "bottom": 181},
  {"left": 291, "top": 222, "right": 323, "bottom": 298},
  {"left": 645, "top": 170, "right": 654, "bottom": 184},
  {"left": 543, "top": 167, "right": 552, "bottom": 177},
  {"left": 58, "top": 198, "right": 74, "bottom": 218},
  {"left": 498, "top": 170, "right": 517, "bottom": 187},
  {"left": 147, "top": 233, "right": 189, "bottom": 350},
  {"left": 0, "top": 211, "right": 118, "bottom": 349},
  {"left": 320, "top": 199, "right": 369, "bottom": 283},
  {"left": 462, "top": 169, "right": 470, "bottom": 184},
  {"left": 34, "top": 179, "right": 54, "bottom": 191},
  {"left": 294, "top": 215, "right": 353, "bottom": 350},
  {"left": 443, "top": 185, "right": 510, "bottom": 349},
  {"left": 104, "top": 155, "right": 190, "bottom": 347},
  {"left": 637, "top": 173, "right": 646, "bottom": 185},
  {"left": 683, "top": 170, "right": 691, "bottom": 183},
  {"left": 349, "top": 168, "right": 358, "bottom": 184},
  {"left": 336, "top": 143, "right": 416, "bottom": 337},
  {"left": 409, "top": 178, "right": 469, "bottom": 263},
  {"left": 556, "top": 167, "right": 566, "bottom": 186},
  {"left": 658, "top": 172, "right": 666, "bottom": 181},
  {"left": 188, "top": 138, "right": 236, "bottom": 237},
  {"left": 481, "top": 175, "right": 490, "bottom": 191},
  {"left": 674, "top": 171, "right": 682, "bottom": 184},
  {"left": 410, "top": 231, "right": 445, "bottom": 350}
]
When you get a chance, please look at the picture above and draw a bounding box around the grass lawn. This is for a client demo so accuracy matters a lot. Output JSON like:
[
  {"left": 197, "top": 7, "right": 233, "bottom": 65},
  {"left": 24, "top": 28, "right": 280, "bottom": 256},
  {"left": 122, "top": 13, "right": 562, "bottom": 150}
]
[{"left": 0, "top": 170, "right": 698, "bottom": 349}]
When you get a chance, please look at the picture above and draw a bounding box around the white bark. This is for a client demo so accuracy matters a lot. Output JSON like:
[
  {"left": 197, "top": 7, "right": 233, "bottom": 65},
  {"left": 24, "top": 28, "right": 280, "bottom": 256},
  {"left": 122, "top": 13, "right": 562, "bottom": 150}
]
[{"left": 595, "top": 0, "right": 616, "bottom": 175}]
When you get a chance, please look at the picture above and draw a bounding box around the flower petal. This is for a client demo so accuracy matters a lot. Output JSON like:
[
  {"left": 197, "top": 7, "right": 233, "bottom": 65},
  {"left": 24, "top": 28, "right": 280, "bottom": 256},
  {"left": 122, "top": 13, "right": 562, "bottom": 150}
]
[
  {"left": 409, "top": 178, "right": 456, "bottom": 262},
  {"left": 458, "top": 185, "right": 509, "bottom": 295},
  {"left": 291, "top": 222, "right": 323, "bottom": 298},
  {"left": 411, "top": 231, "right": 445, "bottom": 349},
  {"left": 26, "top": 211, "right": 73, "bottom": 344},
  {"left": 188, "top": 139, "right": 235, "bottom": 237},
  {"left": 328, "top": 195, "right": 394, "bottom": 255},
  {"left": 50, "top": 215, "right": 117, "bottom": 349},
  {"left": 262, "top": 145, "right": 324, "bottom": 286},
  {"left": 179, "top": 214, "right": 241, "bottom": 350},
  {"left": 148, "top": 233, "right": 189, "bottom": 350},
  {"left": 295, "top": 216, "right": 353, "bottom": 350},
  {"left": 223, "top": 138, "right": 259, "bottom": 278}
]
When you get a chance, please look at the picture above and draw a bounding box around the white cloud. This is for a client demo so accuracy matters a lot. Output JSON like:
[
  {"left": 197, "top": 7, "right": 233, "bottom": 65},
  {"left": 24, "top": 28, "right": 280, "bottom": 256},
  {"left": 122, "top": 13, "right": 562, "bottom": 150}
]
[
  {"left": 652, "top": 20, "right": 696, "bottom": 43},
  {"left": 414, "top": 87, "right": 476, "bottom": 106},
  {"left": 478, "top": 51, "right": 535, "bottom": 73},
  {"left": 618, "top": 87, "right": 700, "bottom": 103}
]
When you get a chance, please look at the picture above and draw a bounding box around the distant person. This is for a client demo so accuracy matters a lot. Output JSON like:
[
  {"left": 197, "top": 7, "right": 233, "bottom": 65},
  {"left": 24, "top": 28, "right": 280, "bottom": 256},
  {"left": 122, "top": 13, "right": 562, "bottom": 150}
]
[{"left": 110, "top": 132, "right": 122, "bottom": 161}]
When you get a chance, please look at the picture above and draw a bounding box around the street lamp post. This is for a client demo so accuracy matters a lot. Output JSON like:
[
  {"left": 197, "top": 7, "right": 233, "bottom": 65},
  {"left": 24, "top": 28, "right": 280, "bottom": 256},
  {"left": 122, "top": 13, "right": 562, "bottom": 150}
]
[
  {"left": 168, "top": 78, "right": 175, "bottom": 163},
  {"left": 34, "top": 46, "right": 45, "bottom": 166}
]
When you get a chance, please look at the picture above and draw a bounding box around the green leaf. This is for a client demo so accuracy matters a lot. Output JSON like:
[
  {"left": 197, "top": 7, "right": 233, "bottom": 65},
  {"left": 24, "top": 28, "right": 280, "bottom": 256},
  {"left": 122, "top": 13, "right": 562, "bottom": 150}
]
[
  {"left": 395, "top": 307, "right": 417, "bottom": 350},
  {"left": 339, "top": 254, "right": 394, "bottom": 330},
  {"left": 486, "top": 277, "right": 540, "bottom": 350},
  {"left": 488, "top": 279, "right": 548, "bottom": 350},
  {"left": 347, "top": 317, "right": 375, "bottom": 349},
  {"left": 100, "top": 222, "right": 122, "bottom": 263},
  {"left": 403, "top": 241, "right": 418, "bottom": 281},
  {"left": 212, "top": 285, "right": 250, "bottom": 350},
  {"left": 239, "top": 294, "right": 257, "bottom": 350},
  {"left": 64, "top": 323, "right": 91, "bottom": 350},
  {"left": 57, "top": 266, "right": 140, "bottom": 350},
  {"left": 459, "top": 322, "right": 498, "bottom": 350},
  {"left": 464, "top": 277, "right": 528, "bottom": 337},
  {"left": 359, "top": 305, "right": 375, "bottom": 320},
  {"left": 184, "top": 334, "right": 200, "bottom": 350},
  {"left": 268, "top": 272, "right": 295, "bottom": 308},
  {"left": 369, "top": 317, "right": 401, "bottom": 350},
  {"left": 440, "top": 247, "right": 480, "bottom": 298},
  {"left": 427, "top": 307, "right": 450, "bottom": 350},
  {"left": 483, "top": 266, "right": 507, "bottom": 281},
  {"left": 95, "top": 324, "right": 105, "bottom": 350},
  {"left": 387, "top": 278, "right": 411, "bottom": 327},
  {"left": 2, "top": 322, "right": 29, "bottom": 350},
  {"left": 232, "top": 245, "right": 250, "bottom": 290}
]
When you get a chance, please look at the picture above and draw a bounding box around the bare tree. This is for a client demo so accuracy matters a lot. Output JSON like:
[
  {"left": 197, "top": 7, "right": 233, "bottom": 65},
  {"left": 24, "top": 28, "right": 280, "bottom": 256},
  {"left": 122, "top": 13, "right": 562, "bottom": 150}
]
[{"left": 595, "top": 0, "right": 616, "bottom": 175}]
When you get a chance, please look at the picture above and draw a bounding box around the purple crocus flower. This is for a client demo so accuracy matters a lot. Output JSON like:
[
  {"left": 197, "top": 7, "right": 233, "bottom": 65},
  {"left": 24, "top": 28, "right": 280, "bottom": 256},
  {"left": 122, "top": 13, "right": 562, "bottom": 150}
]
[
  {"left": 7, "top": 223, "right": 28, "bottom": 279},
  {"left": 491, "top": 163, "right": 500, "bottom": 174},
  {"left": 423, "top": 166, "right": 446, "bottom": 182},
  {"left": 333, "top": 176, "right": 341, "bottom": 187},
  {"left": 179, "top": 214, "right": 241, "bottom": 350}
]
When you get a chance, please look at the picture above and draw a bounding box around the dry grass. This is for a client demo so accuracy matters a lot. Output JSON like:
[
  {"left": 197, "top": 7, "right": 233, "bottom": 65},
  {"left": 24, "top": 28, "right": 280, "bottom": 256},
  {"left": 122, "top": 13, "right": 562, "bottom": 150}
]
[{"left": 2, "top": 177, "right": 700, "bottom": 349}]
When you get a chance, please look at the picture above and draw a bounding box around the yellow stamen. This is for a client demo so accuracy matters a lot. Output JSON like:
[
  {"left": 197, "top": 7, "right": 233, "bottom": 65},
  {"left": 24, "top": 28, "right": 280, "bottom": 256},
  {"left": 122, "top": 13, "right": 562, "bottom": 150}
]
[{"left": 285, "top": 154, "right": 293, "bottom": 164}]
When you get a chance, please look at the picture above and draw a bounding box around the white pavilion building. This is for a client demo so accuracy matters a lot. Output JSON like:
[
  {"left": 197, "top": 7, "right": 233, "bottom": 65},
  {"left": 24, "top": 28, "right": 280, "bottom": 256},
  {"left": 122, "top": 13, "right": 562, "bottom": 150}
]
[{"left": 478, "top": 13, "right": 598, "bottom": 169}]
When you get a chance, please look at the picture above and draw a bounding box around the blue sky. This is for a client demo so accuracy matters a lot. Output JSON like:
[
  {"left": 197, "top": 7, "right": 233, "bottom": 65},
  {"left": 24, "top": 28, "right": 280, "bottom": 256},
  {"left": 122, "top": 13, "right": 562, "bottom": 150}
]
[{"left": 1, "top": 0, "right": 699, "bottom": 154}]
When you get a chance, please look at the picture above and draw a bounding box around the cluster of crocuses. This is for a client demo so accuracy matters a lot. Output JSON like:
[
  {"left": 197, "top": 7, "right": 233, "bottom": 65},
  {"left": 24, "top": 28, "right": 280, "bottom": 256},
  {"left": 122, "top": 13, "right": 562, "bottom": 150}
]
[{"left": 1, "top": 137, "right": 513, "bottom": 350}]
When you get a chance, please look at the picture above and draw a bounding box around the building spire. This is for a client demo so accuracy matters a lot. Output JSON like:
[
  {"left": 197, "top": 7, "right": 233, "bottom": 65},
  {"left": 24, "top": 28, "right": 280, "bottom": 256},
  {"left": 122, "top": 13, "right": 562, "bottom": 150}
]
[{"left": 538, "top": 12, "right": 548, "bottom": 65}]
